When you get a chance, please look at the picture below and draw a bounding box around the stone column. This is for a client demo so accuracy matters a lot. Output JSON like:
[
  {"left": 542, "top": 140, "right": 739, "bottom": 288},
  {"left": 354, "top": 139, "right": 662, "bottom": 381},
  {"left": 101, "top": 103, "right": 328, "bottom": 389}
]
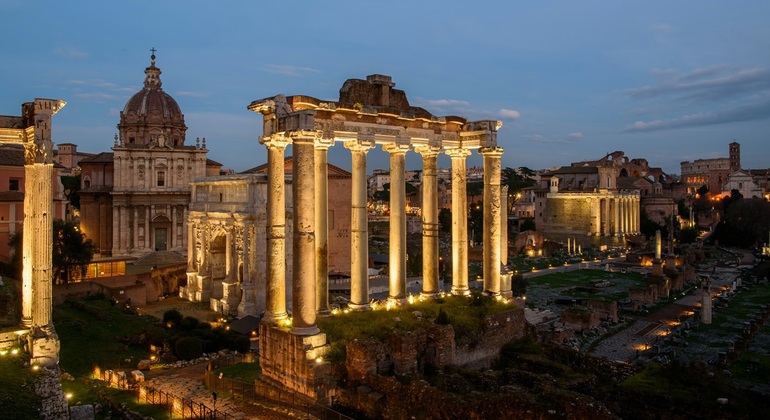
[
  {"left": 290, "top": 131, "right": 320, "bottom": 336},
  {"left": 383, "top": 143, "right": 410, "bottom": 304},
  {"left": 481, "top": 146, "right": 504, "bottom": 296},
  {"left": 446, "top": 148, "right": 471, "bottom": 295},
  {"left": 501, "top": 185, "right": 509, "bottom": 266},
  {"left": 144, "top": 206, "right": 151, "bottom": 250},
  {"left": 225, "top": 228, "right": 235, "bottom": 281},
  {"left": 187, "top": 221, "right": 195, "bottom": 271},
  {"left": 634, "top": 196, "right": 640, "bottom": 234},
  {"left": 603, "top": 198, "right": 611, "bottom": 236},
  {"left": 346, "top": 141, "right": 374, "bottom": 310},
  {"left": 614, "top": 197, "right": 621, "bottom": 237},
  {"left": 133, "top": 207, "right": 139, "bottom": 252},
  {"left": 239, "top": 222, "right": 256, "bottom": 317},
  {"left": 315, "top": 140, "right": 333, "bottom": 316},
  {"left": 416, "top": 145, "right": 440, "bottom": 299},
  {"left": 262, "top": 136, "right": 289, "bottom": 325}
]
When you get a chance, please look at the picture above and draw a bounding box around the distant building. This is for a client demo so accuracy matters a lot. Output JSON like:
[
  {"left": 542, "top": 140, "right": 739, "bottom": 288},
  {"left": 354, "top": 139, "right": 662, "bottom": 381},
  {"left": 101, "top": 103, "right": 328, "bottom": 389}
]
[
  {"left": 78, "top": 52, "right": 221, "bottom": 259},
  {"left": 680, "top": 141, "right": 740, "bottom": 195},
  {"left": 721, "top": 170, "right": 762, "bottom": 199}
]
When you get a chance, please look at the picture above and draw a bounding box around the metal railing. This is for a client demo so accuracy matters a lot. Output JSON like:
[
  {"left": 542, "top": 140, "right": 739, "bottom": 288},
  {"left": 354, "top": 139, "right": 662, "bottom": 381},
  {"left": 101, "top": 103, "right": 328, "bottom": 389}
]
[{"left": 139, "top": 384, "right": 235, "bottom": 420}]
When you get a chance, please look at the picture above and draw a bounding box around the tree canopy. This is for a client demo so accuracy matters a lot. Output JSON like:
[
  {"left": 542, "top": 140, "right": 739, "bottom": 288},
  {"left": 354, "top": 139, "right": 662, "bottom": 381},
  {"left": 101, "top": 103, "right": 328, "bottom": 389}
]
[{"left": 52, "top": 219, "right": 96, "bottom": 284}]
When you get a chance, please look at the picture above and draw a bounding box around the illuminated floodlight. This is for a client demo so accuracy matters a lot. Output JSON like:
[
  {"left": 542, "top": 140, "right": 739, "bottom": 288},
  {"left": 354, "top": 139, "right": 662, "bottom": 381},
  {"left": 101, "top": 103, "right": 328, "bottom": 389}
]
[
  {"left": 315, "top": 356, "right": 323, "bottom": 364},
  {"left": 65, "top": 393, "right": 73, "bottom": 400}
]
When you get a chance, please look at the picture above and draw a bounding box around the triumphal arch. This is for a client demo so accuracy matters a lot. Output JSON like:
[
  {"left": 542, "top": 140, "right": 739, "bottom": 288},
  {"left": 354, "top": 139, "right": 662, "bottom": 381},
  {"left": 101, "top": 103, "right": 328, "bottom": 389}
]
[{"left": 248, "top": 74, "right": 509, "bottom": 399}]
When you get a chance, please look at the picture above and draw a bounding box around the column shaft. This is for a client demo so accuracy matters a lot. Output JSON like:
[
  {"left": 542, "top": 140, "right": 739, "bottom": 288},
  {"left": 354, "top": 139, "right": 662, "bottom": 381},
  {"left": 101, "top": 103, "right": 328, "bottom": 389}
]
[
  {"left": 384, "top": 144, "right": 408, "bottom": 303},
  {"left": 417, "top": 147, "right": 440, "bottom": 298},
  {"left": 291, "top": 133, "right": 320, "bottom": 335},
  {"left": 264, "top": 141, "right": 288, "bottom": 324},
  {"left": 481, "top": 147, "right": 503, "bottom": 295},
  {"left": 315, "top": 144, "right": 331, "bottom": 315},
  {"left": 448, "top": 148, "right": 471, "bottom": 295},
  {"left": 347, "top": 142, "right": 372, "bottom": 309}
]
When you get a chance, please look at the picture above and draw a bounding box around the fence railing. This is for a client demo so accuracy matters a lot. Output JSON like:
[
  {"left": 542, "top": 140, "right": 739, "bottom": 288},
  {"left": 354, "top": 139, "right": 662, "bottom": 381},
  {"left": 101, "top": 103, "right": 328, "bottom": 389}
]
[
  {"left": 138, "top": 384, "right": 235, "bottom": 420},
  {"left": 206, "top": 354, "right": 354, "bottom": 420}
]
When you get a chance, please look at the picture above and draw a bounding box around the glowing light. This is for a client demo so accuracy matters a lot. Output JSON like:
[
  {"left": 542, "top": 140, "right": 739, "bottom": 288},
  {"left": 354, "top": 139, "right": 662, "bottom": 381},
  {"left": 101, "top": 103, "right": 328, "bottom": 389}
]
[
  {"left": 251, "top": 331, "right": 257, "bottom": 336},
  {"left": 32, "top": 365, "right": 40, "bottom": 371},
  {"left": 331, "top": 308, "right": 340, "bottom": 315},
  {"left": 343, "top": 308, "right": 350, "bottom": 314},
  {"left": 11, "top": 349, "right": 19, "bottom": 355},
  {"left": 370, "top": 301, "right": 379, "bottom": 310},
  {"left": 65, "top": 393, "right": 73, "bottom": 400},
  {"left": 385, "top": 300, "right": 396, "bottom": 311},
  {"left": 150, "top": 355, "right": 157, "bottom": 361},
  {"left": 283, "top": 318, "right": 292, "bottom": 327},
  {"left": 315, "top": 356, "right": 323, "bottom": 364},
  {"left": 0, "top": 350, "right": 7, "bottom": 356},
  {"left": 407, "top": 294, "right": 415, "bottom": 304}
]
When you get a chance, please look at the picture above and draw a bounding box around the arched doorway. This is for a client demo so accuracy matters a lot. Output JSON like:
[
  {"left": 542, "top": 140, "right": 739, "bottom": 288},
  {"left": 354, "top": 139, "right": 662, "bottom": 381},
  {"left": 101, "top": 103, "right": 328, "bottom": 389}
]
[{"left": 151, "top": 214, "right": 172, "bottom": 251}]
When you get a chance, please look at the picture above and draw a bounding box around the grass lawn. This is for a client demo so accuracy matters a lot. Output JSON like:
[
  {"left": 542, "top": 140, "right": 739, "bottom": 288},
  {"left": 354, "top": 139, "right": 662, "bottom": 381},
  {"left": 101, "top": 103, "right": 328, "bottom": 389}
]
[
  {"left": 54, "top": 295, "right": 165, "bottom": 378},
  {"left": 212, "top": 362, "right": 262, "bottom": 382},
  {"left": 62, "top": 378, "right": 172, "bottom": 420},
  {"left": 0, "top": 352, "right": 43, "bottom": 419},
  {"left": 317, "top": 292, "right": 516, "bottom": 362},
  {"left": 527, "top": 269, "right": 645, "bottom": 302}
]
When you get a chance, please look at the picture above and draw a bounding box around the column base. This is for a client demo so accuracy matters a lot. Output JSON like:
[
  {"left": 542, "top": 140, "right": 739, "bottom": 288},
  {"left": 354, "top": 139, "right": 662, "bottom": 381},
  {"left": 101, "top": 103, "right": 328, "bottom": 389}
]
[
  {"left": 261, "top": 311, "right": 289, "bottom": 327},
  {"left": 420, "top": 292, "right": 440, "bottom": 300},
  {"left": 387, "top": 296, "right": 407, "bottom": 307},
  {"left": 348, "top": 302, "right": 372, "bottom": 311},
  {"left": 291, "top": 325, "right": 321, "bottom": 336},
  {"left": 28, "top": 325, "right": 60, "bottom": 368},
  {"left": 317, "top": 309, "right": 333, "bottom": 317},
  {"left": 451, "top": 287, "right": 471, "bottom": 296}
]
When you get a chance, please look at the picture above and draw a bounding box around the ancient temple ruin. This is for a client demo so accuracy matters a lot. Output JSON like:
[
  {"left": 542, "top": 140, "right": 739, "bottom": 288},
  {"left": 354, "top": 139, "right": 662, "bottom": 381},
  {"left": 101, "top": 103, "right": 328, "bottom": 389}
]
[{"left": 248, "top": 74, "right": 508, "bottom": 399}]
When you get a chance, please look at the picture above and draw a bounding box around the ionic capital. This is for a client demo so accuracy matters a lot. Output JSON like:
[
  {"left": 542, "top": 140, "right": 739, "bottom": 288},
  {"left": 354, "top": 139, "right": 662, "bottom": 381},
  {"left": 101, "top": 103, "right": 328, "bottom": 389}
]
[
  {"left": 444, "top": 147, "right": 472, "bottom": 159},
  {"left": 479, "top": 146, "right": 505, "bottom": 157},
  {"left": 287, "top": 130, "right": 323, "bottom": 145},
  {"left": 414, "top": 144, "right": 442, "bottom": 158},
  {"left": 344, "top": 139, "right": 375, "bottom": 153},
  {"left": 260, "top": 133, "right": 290, "bottom": 149},
  {"left": 382, "top": 142, "right": 411, "bottom": 155},
  {"left": 315, "top": 136, "right": 335, "bottom": 150}
]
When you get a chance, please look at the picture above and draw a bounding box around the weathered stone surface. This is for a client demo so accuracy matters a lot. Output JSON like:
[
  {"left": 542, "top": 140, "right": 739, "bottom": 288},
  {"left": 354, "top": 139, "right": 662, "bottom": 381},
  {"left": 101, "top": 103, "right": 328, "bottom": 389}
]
[{"left": 137, "top": 359, "right": 152, "bottom": 370}]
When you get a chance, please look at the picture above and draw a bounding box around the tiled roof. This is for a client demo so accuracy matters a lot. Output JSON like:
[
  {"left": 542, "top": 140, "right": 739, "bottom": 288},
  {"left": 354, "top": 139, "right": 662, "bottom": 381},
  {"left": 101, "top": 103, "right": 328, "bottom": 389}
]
[
  {"left": 79, "top": 152, "right": 114, "bottom": 163},
  {"left": 0, "top": 191, "right": 24, "bottom": 201},
  {"left": 0, "top": 144, "right": 24, "bottom": 166}
]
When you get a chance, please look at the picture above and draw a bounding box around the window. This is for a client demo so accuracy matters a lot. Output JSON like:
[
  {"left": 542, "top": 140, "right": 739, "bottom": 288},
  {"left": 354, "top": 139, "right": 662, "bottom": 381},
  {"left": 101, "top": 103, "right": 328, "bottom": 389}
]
[
  {"left": 157, "top": 171, "right": 165, "bottom": 187},
  {"left": 9, "top": 178, "right": 20, "bottom": 191}
]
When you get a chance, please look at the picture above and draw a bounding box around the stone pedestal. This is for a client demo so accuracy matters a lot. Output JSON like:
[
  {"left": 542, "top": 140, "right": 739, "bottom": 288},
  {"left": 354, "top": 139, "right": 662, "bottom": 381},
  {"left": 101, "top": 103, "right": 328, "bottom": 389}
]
[
  {"left": 259, "top": 324, "right": 335, "bottom": 401},
  {"left": 29, "top": 326, "right": 61, "bottom": 368}
]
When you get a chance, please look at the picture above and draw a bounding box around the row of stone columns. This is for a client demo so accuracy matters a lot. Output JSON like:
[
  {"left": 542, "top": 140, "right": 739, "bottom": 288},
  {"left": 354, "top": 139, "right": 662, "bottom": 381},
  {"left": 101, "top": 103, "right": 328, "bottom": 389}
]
[
  {"left": 598, "top": 195, "right": 640, "bottom": 237},
  {"left": 260, "top": 131, "right": 507, "bottom": 336}
]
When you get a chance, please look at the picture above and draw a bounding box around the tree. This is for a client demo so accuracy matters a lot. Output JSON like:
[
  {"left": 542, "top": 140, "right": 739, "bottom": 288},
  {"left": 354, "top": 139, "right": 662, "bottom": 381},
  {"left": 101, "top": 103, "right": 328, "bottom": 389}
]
[
  {"left": 60, "top": 174, "right": 81, "bottom": 210},
  {"left": 438, "top": 208, "right": 452, "bottom": 234},
  {"left": 52, "top": 219, "right": 96, "bottom": 284}
]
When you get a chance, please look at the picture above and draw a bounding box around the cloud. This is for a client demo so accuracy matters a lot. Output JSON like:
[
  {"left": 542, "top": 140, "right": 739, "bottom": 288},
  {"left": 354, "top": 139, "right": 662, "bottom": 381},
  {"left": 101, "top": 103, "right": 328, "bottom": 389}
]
[
  {"left": 649, "top": 23, "right": 672, "bottom": 33},
  {"left": 425, "top": 99, "right": 470, "bottom": 108},
  {"left": 626, "top": 66, "right": 770, "bottom": 102},
  {"left": 523, "top": 134, "right": 545, "bottom": 142},
  {"left": 75, "top": 93, "right": 118, "bottom": 101},
  {"left": 262, "top": 64, "right": 320, "bottom": 77},
  {"left": 176, "top": 91, "right": 208, "bottom": 98},
  {"left": 567, "top": 132, "right": 583, "bottom": 141},
  {"left": 623, "top": 97, "right": 770, "bottom": 132},
  {"left": 54, "top": 46, "right": 88, "bottom": 59},
  {"left": 498, "top": 108, "right": 521, "bottom": 120},
  {"left": 67, "top": 79, "right": 118, "bottom": 89}
]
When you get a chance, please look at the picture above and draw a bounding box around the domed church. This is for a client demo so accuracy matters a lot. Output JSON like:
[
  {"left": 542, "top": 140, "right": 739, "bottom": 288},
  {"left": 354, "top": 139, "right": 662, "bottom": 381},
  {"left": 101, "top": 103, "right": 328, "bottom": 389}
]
[{"left": 78, "top": 51, "right": 221, "bottom": 259}]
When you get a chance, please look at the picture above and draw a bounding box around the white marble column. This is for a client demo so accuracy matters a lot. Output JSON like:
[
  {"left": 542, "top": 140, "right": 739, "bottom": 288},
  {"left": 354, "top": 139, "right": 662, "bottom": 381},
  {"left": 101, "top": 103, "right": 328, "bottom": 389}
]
[
  {"left": 315, "top": 141, "right": 333, "bottom": 316},
  {"left": 603, "top": 198, "right": 611, "bottom": 236},
  {"left": 447, "top": 147, "right": 471, "bottom": 296},
  {"left": 481, "top": 146, "right": 503, "bottom": 296},
  {"left": 416, "top": 145, "right": 440, "bottom": 299},
  {"left": 290, "top": 132, "right": 320, "bottom": 336},
  {"left": 613, "top": 198, "right": 621, "bottom": 237},
  {"left": 262, "top": 137, "right": 289, "bottom": 325},
  {"left": 383, "top": 143, "right": 410, "bottom": 304},
  {"left": 187, "top": 222, "right": 195, "bottom": 271},
  {"left": 346, "top": 141, "right": 374, "bottom": 310}
]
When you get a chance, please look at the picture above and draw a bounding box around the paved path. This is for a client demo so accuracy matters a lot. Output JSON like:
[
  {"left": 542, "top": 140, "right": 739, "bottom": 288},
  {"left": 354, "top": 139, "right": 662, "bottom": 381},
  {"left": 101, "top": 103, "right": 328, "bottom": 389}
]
[{"left": 143, "top": 360, "right": 297, "bottom": 419}]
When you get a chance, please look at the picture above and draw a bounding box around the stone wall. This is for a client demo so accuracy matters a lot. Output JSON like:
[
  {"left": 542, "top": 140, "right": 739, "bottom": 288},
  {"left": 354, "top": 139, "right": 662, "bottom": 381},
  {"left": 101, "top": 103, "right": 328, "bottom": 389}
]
[
  {"left": 35, "top": 365, "right": 69, "bottom": 420},
  {"left": 560, "top": 305, "right": 601, "bottom": 332},
  {"left": 346, "top": 308, "right": 526, "bottom": 381},
  {"left": 588, "top": 299, "right": 619, "bottom": 323}
]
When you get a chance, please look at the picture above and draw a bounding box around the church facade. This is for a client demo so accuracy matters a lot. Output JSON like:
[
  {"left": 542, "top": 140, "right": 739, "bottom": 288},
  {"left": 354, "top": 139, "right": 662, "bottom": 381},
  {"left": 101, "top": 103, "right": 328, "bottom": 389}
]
[{"left": 78, "top": 53, "right": 220, "bottom": 259}]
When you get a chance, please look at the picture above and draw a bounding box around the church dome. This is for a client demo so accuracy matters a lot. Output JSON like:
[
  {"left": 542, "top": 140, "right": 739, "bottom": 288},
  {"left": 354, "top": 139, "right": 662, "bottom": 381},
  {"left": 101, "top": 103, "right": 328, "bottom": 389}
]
[{"left": 118, "top": 51, "right": 187, "bottom": 147}]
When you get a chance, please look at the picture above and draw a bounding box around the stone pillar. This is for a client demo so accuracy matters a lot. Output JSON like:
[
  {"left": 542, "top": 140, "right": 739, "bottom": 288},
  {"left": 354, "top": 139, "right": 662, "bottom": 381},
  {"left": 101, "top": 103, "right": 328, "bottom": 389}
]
[
  {"left": 239, "top": 223, "right": 256, "bottom": 317},
  {"left": 133, "top": 207, "right": 139, "bottom": 252},
  {"left": 614, "top": 197, "right": 621, "bottom": 237},
  {"left": 416, "top": 145, "right": 441, "bottom": 299},
  {"left": 447, "top": 147, "right": 471, "bottom": 295},
  {"left": 701, "top": 276, "right": 712, "bottom": 324},
  {"left": 346, "top": 141, "right": 374, "bottom": 310},
  {"left": 22, "top": 98, "right": 66, "bottom": 367},
  {"left": 290, "top": 132, "right": 320, "bottom": 336},
  {"left": 501, "top": 185, "right": 509, "bottom": 266},
  {"left": 383, "top": 143, "right": 410, "bottom": 304},
  {"left": 315, "top": 141, "right": 333, "bottom": 316},
  {"left": 144, "top": 206, "right": 151, "bottom": 249},
  {"left": 262, "top": 137, "right": 289, "bottom": 325},
  {"left": 481, "top": 146, "right": 503, "bottom": 296},
  {"left": 187, "top": 221, "right": 195, "bottom": 271},
  {"left": 603, "top": 198, "right": 611, "bottom": 236},
  {"left": 225, "top": 228, "right": 235, "bottom": 281},
  {"left": 591, "top": 198, "right": 601, "bottom": 236}
]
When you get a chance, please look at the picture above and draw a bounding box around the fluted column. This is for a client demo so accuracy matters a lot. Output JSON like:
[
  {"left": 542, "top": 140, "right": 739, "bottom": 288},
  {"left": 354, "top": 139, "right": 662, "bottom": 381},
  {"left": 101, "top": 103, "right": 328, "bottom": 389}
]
[
  {"left": 416, "top": 145, "right": 441, "bottom": 299},
  {"left": 187, "top": 221, "right": 195, "bottom": 271},
  {"left": 315, "top": 141, "right": 333, "bottom": 316},
  {"left": 290, "top": 131, "right": 320, "bottom": 336},
  {"left": 634, "top": 196, "right": 640, "bottom": 234},
  {"left": 346, "top": 141, "right": 374, "bottom": 310},
  {"left": 481, "top": 146, "right": 503, "bottom": 296},
  {"left": 383, "top": 142, "right": 410, "bottom": 304},
  {"left": 591, "top": 198, "right": 601, "bottom": 236},
  {"left": 261, "top": 136, "right": 289, "bottom": 325},
  {"left": 603, "top": 198, "right": 611, "bottom": 236},
  {"left": 239, "top": 222, "right": 256, "bottom": 317},
  {"left": 447, "top": 147, "right": 471, "bottom": 295},
  {"left": 225, "top": 228, "right": 235, "bottom": 281}
]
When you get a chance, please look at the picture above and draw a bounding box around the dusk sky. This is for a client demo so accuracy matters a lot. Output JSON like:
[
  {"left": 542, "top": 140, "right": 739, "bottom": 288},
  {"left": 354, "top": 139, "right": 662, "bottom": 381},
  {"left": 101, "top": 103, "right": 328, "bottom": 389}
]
[{"left": 2, "top": 1, "right": 769, "bottom": 175}]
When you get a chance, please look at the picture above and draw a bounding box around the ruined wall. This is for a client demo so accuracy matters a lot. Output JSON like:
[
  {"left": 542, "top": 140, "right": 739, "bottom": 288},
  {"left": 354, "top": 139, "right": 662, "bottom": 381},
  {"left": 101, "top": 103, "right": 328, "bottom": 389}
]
[
  {"left": 588, "top": 299, "right": 618, "bottom": 323},
  {"left": 35, "top": 365, "right": 69, "bottom": 420},
  {"left": 560, "top": 306, "right": 601, "bottom": 332},
  {"left": 455, "top": 308, "right": 527, "bottom": 368},
  {"left": 543, "top": 196, "right": 594, "bottom": 235}
]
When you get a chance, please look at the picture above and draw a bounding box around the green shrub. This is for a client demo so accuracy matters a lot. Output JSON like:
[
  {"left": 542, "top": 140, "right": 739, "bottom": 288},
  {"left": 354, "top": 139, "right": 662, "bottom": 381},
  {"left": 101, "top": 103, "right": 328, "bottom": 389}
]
[
  {"left": 436, "top": 308, "right": 451, "bottom": 325},
  {"left": 234, "top": 335, "right": 251, "bottom": 353},
  {"left": 163, "top": 309, "right": 183, "bottom": 328},
  {"left": 180, "top": 316, "right": 199, "bottom": 330},
  {"left": 175, "top": 336, "right": 203, "bottom": 360}
]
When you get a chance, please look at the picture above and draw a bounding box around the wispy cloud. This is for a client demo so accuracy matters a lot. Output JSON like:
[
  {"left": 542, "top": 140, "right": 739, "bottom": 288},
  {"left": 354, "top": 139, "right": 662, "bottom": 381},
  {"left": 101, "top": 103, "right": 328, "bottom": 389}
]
[
  {"left": 67, "top": 79, "right": 118, "bottom": 89},
  {"left": 75, "top": 93, "right": 118, "bottom": 101},
  {"left": 425, "top": 99, "right": 470, "bottom": 108},
  {"left": 567, "top": 132, "right": 583, "bottom": 141},
  {"left": 626, "top": 66, "right": 770, "bottom": 102},
  {"left": 623, "top": 96, "right": 770, "bottom": 132},
  {"left": 262, "top": 64, "right": 320, "bottom": 77},
  {"left": 176, "top": 91, "right": 208, "bottom": 98},
  {"left": 649, "top": 23, "right": 672, "bottom": 33},
  {"left": 54, "top": 46, "right": 88, "bottom": 59},
  {"left": 499, "top": 108, "right": 521, "bottom": 120},
  {"left": 624, "top": 66, "right": 770, "bottom": 132}
]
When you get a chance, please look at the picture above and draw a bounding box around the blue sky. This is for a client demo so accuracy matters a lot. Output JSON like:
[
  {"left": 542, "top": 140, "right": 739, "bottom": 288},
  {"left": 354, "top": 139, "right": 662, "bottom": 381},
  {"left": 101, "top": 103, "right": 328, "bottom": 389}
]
[{"left": 2, "top": 1, "right": 769, "bottom": 175}]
